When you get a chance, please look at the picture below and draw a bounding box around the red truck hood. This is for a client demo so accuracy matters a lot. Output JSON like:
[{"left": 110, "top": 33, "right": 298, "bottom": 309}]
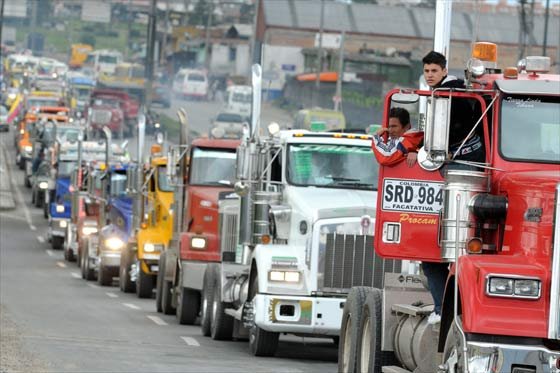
[{"left": 497, "top": 170, "right": 559, "bottom": 200}]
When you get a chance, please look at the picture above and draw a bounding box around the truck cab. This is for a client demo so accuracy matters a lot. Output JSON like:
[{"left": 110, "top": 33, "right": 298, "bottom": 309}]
[{"left": 87, "top": 89, "right": 139, "bottom": 139}]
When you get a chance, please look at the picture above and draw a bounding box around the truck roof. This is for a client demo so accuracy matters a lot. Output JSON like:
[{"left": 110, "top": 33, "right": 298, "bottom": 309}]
[{"left": 191, "top": 138, "right": 240, "bottom": 149}]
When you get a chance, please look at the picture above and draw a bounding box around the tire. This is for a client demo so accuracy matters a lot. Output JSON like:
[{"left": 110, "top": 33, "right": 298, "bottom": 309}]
[
  {"left": 35, "top": 191, "right": 43, "bottom": 208},
  {"left": 31, "top": 190, "right": 36, "bottom": 205},
  {"left": 43, "top": 199, "right": 48, "bottom": 219},
  {"left": 209, "top": 266, "right": 234, "bottom": 340},
  {"left": 24, "top": 174, "right": 31, "bottom": 188},
  {"left": 136, "top": 262, "right": 154, "bottom": 298},
  {"left": 52, "top": 236, "right": 64, "bottom": 250},
  {"left": 356, "top": 289, "right": 396, "bottom": 373},
  {"left": 200, "top": 266, "right": 215, "bottom": 337},
  {"left": 162, "top": 279, "right": 176, "bottom": 315},
  {"left": 155, "top": 255, "right": 164, "bottom": 313},
  {"left": 18, "top": 156, "right": 24, "bottom": 170},
  {"left": 338, "top": 287, "right": 370, "bottom": 373},
  {"left": 98, "top": 264, "right": 113, "bottom": 286},
  {"left": 119, "top": 248, "right": 135, "bottom": 293},
  {"left": 248, "top": 274, "right": 278, "bottom": 356},
  {"left": 64, "top": 247, "right": 75, "bottom": 262},
  {"left": 82, "top": 239, "right": 96, "bottom": 281},
  {"left": 176, "top": 286, "right": 200, "bottom": 325}
]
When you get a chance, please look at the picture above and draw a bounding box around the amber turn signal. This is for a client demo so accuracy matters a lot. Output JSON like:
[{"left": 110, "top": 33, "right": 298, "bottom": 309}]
[{"left": 466, "top": 238, "right": 483, "bottom": 254}]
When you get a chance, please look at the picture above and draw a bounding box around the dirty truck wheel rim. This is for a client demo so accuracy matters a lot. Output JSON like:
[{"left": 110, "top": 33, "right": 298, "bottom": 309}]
[
  {"left": 342, "top": 316, "right": 352, "bottom": 372},
  {"left": 360, "top": 316, "right": 371, "bottom": 372}
]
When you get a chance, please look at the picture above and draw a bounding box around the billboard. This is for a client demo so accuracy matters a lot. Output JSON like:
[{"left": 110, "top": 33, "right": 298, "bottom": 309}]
[
  {"left": 4, "top": 0, "right": 28, "bottom": 18},
  {"left": 81, "top": 0, "right": 112, "bottom": 24}
]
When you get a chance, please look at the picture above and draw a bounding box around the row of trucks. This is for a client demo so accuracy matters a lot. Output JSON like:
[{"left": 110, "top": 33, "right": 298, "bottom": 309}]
[{"left": 47, "top": 43, "right": 559, "bottom": 372}]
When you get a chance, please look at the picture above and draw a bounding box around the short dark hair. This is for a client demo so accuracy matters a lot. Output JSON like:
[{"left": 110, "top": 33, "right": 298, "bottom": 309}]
[
  {"left": 422, "top": 51, "right": 447, "bottom": 69},
  {"left": 389, "top": 107, "right": 410, "bottom": 127}
]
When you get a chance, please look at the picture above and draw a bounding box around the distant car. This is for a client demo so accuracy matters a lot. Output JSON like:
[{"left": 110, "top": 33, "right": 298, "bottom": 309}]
[
  {"left": 0, "top": 105, "right": 9, "bottom": 132},
  {"left": 172, "top": 69, "right": 208, "bottom": 100},
  {"left": 152, "top": 84, "right": 171, "bottom": 108},
  {"left": 209, "top": 112, "right": 246, "bottom": 139}
]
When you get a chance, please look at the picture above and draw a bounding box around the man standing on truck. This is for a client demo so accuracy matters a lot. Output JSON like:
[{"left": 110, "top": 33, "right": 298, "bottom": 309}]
[
  {"left": 371, "top": 107, "right": 423, "bottom": 167},
  {"left": 420, "top": 51, "right": 485, "bottom": 325}
]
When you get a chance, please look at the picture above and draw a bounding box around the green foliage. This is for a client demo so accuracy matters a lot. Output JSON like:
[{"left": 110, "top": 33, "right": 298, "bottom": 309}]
[
  {"left": 190, "top": 0, "right": 211, "bottom": 26},
  {"left": 80, "top": 34, "right": 96, "bottom": 47}
]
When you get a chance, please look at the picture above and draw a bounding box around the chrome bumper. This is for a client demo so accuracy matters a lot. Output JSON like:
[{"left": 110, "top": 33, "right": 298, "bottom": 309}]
[{"left": 465, "top": 340, "right": 560, "bottom": 373}]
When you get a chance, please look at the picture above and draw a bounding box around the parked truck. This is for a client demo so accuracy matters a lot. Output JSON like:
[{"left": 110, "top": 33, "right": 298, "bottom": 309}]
[
  {"left": 339, "top": 44, "right": 560, "bottom": 373},
  {"left": 87, "top": 89, "right": 139, "bottom": 139}
]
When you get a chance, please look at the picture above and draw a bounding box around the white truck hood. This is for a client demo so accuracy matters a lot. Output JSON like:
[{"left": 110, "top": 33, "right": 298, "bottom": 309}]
[{"left": 285, "top": 186, "right": 376, "bottom": 221}]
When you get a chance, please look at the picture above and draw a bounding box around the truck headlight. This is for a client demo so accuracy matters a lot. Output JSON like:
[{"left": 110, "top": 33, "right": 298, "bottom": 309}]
[
  {"left": 56, "top": 204, "right": 65, "bottom": 213},
  {"left": 191, "top": 237, "right": 206, "bottom": 250},
  {"left": 39, "top": 181, "right": 49, "bottom": 189},
  {"left": 268, "top": 270, "right": 301, "bottom": 283},
  {"left": 59, "top": 220, "right": 68, "bottom": 228},
  {"left": 24, "top": 145, "right": 32, "bottom": 153},
  {"left": 105, "top": 237, "right": 125, "bottom": 250},
  {"left": 8, "top": 93, "right": 16, "bottom": 100},
  {"left": 81, "top": 226, "right": 97, "bottom": 236},
  {"left": 144, "top": 243, "right": 163, "bottom": 252},
  {"left": 487, "top": 276, "right": 541, "bottom": 299}
]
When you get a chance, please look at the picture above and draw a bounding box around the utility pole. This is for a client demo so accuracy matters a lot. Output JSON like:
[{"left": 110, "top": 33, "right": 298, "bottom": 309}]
[
  {"left": 126, "top": 0, "right": 132, "bottom": 59},
  {"left": 161, "top": 0, "right": 170, "bottom": 66},
  {"left": 0, "top": 0, "right": 5, "bottom": 54},
  {"left": 542, "top": 0, "right": 550, "bottom": 56},
  {"left": 203, "top": 1, "right": 213, "bottom": 70},
  {"left": 30, "top": 0, "right": 38, "bottom": 52},
  {"left": 144, "top": 0, "right": 157, "bottom": 108},
  {"left": 314, "top": 0, "right": 325, "bottom": 106},
  {"left": 334, "top": 31, "right": 345, "bottom": 112}
]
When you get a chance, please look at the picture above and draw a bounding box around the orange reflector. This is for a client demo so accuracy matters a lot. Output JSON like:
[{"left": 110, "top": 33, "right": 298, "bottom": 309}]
[
  {"left": 141, "top": 222, "right": 148, "bottom": 229},
  {"left": 334, "top": 133, "right": 343, "bottom": 138},
  {"left": 467, "top": 238, "right": 483, "bottom": 254},
  {"left": 360, "top": 135, "right": 369, "bottom": 140},
  {"left": 294, "top": 133, "right": 304, "bottom": 137},
  {"left": 150, "top": 144, "right": 162, "bottom": 154},
  {"left": 261, "top": 235, "right": 271, "bottom": 244},
  {"left": 347, "top": 134, "right": 356, "bottom": 139},
  {"left": 472, "top": 42, "right": 497, "bottom": 62},
  {"left": 503, "top": 67, "right": 518, "bottom": 79}
]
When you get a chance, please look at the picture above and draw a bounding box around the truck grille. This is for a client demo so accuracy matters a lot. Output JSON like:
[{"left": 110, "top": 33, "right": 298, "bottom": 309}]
[
  {"left": 91, "top": 109, "right": 111, "bottom": 125},
  {"left": 219, "top": 199, "right": 239, "bottom": 262},
  {"left": 550, "top": 184, "right": 560, "bottom": 340},
  {"left": 320, "top": 233, "right": 401, "bottom": 292}
]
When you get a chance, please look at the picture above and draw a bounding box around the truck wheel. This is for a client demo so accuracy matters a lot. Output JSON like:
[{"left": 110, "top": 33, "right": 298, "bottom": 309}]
[
  {"left": 210, "top": 266, "right": 234, "bottom": 340},
  {"left": 82, "top": 239, "right": 96, "bottom": 281},
  {"left": 248, "top": 275, "right": 278, "bottom": 356},
  {"left": 155, "top": 255, "right": 164, "bottom": 312},
  {"left": 18, "top": 156, "right": 24, "bottom": 170},
  {"left": 43, "top": 199, "right": 48, "bottom": 219},
  {"left": 338, "top": 287, "right": 370, "bottom": 373},
  {"left": 98, "top": 264, "right": 113, "bottom": 286},
  {"left": 52, "top": 236, "right": 64, "bottom": 251},
  {"left": 176, "top": 287, "right": 200, "bottom": 325},
  {"left": 357, "top": 289, "right": 396, "bottom": 373},
  {"left": 64, "top": 246, "right": 75, "bottom": 262},
  {"left": 24, "top": 174, "right": 31, "bottom": 188},
  {"left": 200, "top": 266, "right": 215, "bottom": 337},
  {"left": 119, "top": 249, "right": 135, "bottom": 293},
  {"left": 136, "top": 262, "right": 154, "bottom": 299},
  {"left": 161, "top": 279, "right": 176, "bottom": 315},
  {"left": 31, "top": 190, "right": 36, "bottom": 205}
]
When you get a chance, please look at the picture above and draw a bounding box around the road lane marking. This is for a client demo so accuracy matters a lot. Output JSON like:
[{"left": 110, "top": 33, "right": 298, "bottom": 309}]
[
  {"left": 71, "top": 272, "right": 81, "bottom": 279},
  {"left": 87, "top": 283, "right": 100, "bottom": 289},
  {"left": 147, "top": 315, "right": 168, "bottom": 326},
  {"left": 56, "top": 261, "right": 67, "bottom": 268},
  {"left": 37, "top": 236, "right": 45, "bottom": 243},
  {"left": 122, "top": 303, "right": 141, "bottom": 310},
  {"left": 106, "top": 292, "right": 118, "bottom": 298},
  {"left": 46, "top": 250, "right": 54, "bottom": 257},
  {"left": 180, "top": 336, "right": 200, "bottom": 347}
]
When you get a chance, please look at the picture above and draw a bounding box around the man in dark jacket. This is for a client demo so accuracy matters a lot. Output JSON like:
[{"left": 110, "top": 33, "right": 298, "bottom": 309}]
[{"left": 422, "top": 51, "right": 484, "bottom": 164}]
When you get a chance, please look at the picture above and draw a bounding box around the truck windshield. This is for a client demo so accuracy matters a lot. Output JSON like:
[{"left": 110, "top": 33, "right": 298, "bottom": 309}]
[
  {"left": 287, "top": 143, "right": 377, "bottom": 190},
  {"left": 110, "top": 173, "right": 127, "bottom": 197},
  {"left": 58, "top": 161, "right": 76, "bottom": 177},
  {"left": 189, "top": 148, "right": 236, "bottom": 186},
  {"left": 232, "top": 92, "right": 251, "bottom": 103},
  {"left": 157, "top": 166, "right": 173, "bottom": 192},
  {"left": 501, "top": 96, "right": 560, "bottom": 163}
]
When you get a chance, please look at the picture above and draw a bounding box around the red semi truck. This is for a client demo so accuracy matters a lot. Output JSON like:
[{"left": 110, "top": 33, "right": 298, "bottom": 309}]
[
  {"left": 339, "top": 44, "right": 560, "bottom": 373},
  {"left": 86, "top": 89, "right": 139, "bottom": 139}
]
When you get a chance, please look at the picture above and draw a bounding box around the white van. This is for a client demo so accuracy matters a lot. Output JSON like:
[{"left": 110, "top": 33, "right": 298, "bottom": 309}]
[
  {"left": 224, "top": 85, "right": 252, "bottom": 118},
  {"left": 84, "top": 50, "right": 123, "bottom": 76},
  {"left": 172, "top": 69, "right": 208, "bottom": 100}
]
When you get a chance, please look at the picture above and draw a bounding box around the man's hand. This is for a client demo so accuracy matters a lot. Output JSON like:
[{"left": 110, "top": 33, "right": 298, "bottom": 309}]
[
  {"left": 406, "top": 152, "right": 418, "bottom": 167},
  {"left": 375, "top": 127, "right": 388, "bottom": 136}
]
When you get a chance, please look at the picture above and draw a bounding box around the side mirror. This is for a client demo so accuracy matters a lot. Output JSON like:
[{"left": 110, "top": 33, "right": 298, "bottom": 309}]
[
  {"left": 166, "top": 149, "right": 177, "bottom": 181},
  {"left": 419, "top": 96, "right": 450, "bottom": 171}
]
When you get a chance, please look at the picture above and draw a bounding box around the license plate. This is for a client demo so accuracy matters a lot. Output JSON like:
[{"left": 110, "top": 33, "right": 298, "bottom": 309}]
[{"left": 381, "top": 178, "right": 444, "bottom": 214}]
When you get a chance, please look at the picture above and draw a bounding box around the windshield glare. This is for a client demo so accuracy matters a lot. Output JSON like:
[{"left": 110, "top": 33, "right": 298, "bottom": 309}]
[
  {"left": 501, "top": 96, "right": 560, "bottom": 163},
  {"left": 110, "top": 173, "right": 127, "bottom": 196},
  {"left": 189, "top": 148, "right": 236, "bottom": 186},
  {"left": 287, "top": 143, "right": 377, "bottom": 190}
]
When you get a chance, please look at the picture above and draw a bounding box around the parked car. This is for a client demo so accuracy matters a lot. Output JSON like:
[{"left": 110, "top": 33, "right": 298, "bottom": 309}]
[
  {"left": 209, "top": 112, "right": 246, "bottom": 139},
  {"left": 0, "top": 105, "right": 9, "bottom": 131}
]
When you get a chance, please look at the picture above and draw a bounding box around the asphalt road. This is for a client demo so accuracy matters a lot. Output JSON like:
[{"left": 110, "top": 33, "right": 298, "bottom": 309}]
[{"left": 0, "top": 115, "right": 337, "bottom": 373}]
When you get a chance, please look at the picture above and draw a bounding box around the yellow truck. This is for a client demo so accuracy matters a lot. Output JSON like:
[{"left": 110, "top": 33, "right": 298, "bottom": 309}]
[
  {"left": 119, "top": 145, "right": 174, "bottom": 298},
  {"left": 69, "top": 44, "right": 93, "bottom": 69}
]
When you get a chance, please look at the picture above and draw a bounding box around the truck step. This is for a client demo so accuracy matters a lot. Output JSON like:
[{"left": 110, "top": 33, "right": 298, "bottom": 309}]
[
  {"left": 391, "top": 303, "right": 433, "bottom": 317},
  {"left": 224, "top": 307, "right": 243, "bottom": 320}
]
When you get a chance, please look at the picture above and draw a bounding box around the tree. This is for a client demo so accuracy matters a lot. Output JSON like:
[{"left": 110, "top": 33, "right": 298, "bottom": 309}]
[{"left": 190, "top": 0, "right": 211, "bottom": 26}]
